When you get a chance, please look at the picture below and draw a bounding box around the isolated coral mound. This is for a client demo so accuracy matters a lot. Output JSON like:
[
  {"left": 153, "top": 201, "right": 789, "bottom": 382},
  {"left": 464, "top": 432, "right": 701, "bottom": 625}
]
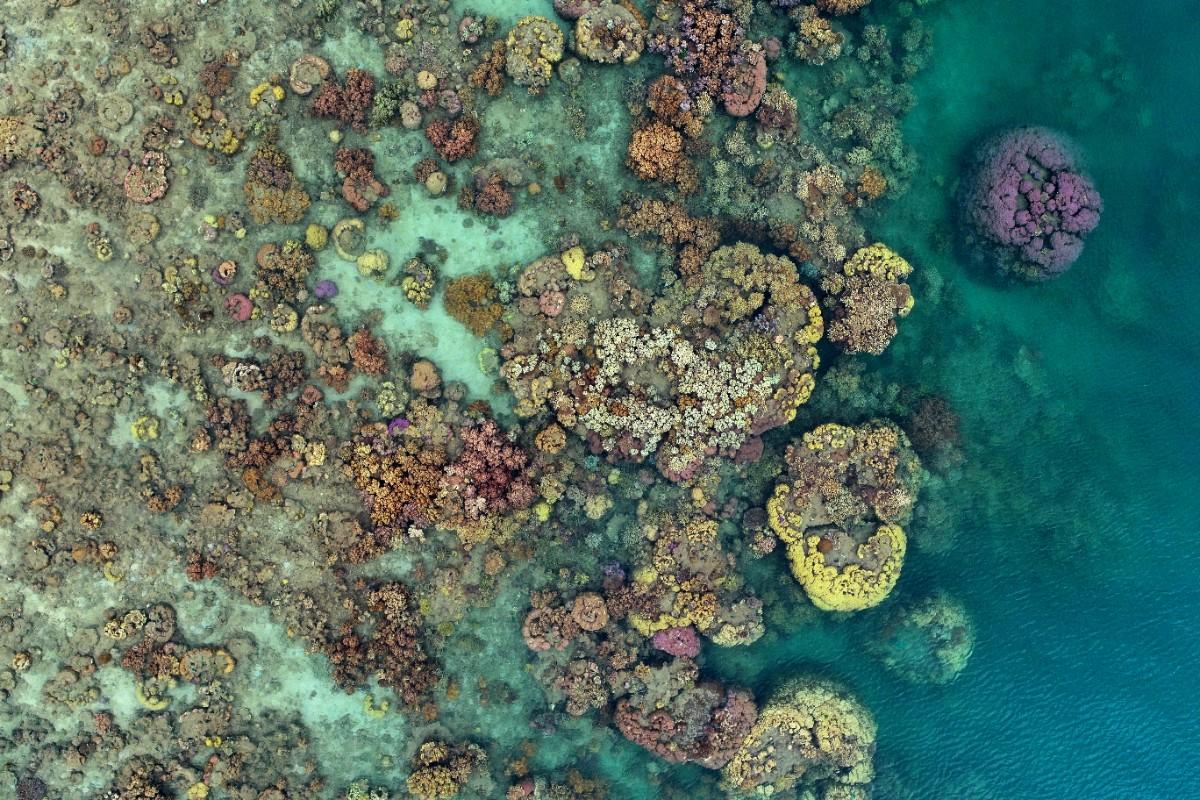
[
  {"left": 766, "top": 421, "right": 923, "bottom": 611},
  {"left": 721, "top": 677, "right": 877, "bottom": 798},
  {"left": 959, "top": 126, "right": 1102, "bottom": 281}
]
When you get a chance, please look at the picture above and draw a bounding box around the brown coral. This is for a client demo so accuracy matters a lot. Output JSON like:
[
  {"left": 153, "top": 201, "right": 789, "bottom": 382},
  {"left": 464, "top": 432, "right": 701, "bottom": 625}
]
[
  {"left": 626, "top": 120, "right": 695, "bottom": 192},
  {"left": 444, "top": 274, "right": 503, "bottom": 336}
]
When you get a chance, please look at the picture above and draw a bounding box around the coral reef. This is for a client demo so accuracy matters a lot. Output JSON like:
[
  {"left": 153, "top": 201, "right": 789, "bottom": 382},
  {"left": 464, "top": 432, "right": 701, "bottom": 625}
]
[
  {"left": 311, "top": 68, "right": 376, "bottom": 131},
  {"left": 500, "top": 242, "right": 821, "bottom": 482},
  {"left": 0, "top": 1, "right": 978, "bottom": 796}
]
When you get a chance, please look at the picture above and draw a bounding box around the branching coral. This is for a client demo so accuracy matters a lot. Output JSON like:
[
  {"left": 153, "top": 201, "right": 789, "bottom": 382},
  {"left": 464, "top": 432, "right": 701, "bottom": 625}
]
[
  {"left": 627, "top": 120, "right": 696, "bottom": 192},
  {"left": 444, "top": 273, "right": 504, "bottom": 335},
  {"left": 311, "top": 68, "right": 376, "bottom": 131},
  {"left": 243, "top": 143, "right": 310, "bottom": 225},
  {"left": 343, "top": 422, "right": 446, "bottom": 554},
  {"left": 438, "top": 418, "right": 535, "bottom": 544},
  {"left": 614, "top": 658, "right": 757, "bottom": 769}
]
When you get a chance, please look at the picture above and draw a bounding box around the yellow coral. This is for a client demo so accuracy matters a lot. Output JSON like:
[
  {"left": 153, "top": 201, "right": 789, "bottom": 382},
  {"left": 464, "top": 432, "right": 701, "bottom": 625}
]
[
  {"left": 214, "top": 125, "right": 241, "bottom": 155},
  {"left": 306, "top": 223, "right": 329, "bottom": 250},
  {"left": 505, "top": 16, "right": 565, "bottom": 89},
  {"left": 407, "top": 765, "right": 460, "bottom": 800},
  {"left": 785, "top": 526, "right": 906, "bottom": 612},
  {"left": 248, "top": 82, "right": 270, "bottom": 106},
  {"left": 561, "top": 246, "right": 591, "bottom": 280},
  {"left": 356, "top": 248, "right": 389, "bottom": 278},
  {"left": 362, "top": 694, "right": 390, "bottom": 718},
  {"left": 249, "top": 82, "right": 285, "bottom": 106},
  {"left": 270, "top": 303, "right": 299, "bottom": 333},
  {"left": 844, "top": 242, "right": 912, "bottom": 281},
  {"left": 130, "top": 415, "right": 160, "bottom": 441},
  {"left": 134, "top": 681, "right": 170, "bottom": 710}
]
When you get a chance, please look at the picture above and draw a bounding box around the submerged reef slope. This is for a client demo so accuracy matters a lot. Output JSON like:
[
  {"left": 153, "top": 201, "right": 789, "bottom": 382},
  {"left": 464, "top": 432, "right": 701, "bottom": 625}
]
[{"left": 0, "top": 0, "right": 1025, "bottom": 797}]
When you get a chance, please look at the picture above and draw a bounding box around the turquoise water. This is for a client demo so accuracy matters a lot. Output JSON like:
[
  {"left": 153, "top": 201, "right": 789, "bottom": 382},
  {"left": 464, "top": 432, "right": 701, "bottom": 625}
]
[{"left": 704, "top": 2, "right": 1200, "bottom": 797}]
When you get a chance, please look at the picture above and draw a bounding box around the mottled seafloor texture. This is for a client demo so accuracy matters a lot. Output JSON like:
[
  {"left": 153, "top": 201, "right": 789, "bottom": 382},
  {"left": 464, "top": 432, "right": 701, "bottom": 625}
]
[{"left": 0, "top": 0, "right": 1196, "bottom": 799}]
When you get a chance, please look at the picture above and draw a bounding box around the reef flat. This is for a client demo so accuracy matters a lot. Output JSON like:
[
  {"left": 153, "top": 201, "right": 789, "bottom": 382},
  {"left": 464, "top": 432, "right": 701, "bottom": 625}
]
[{"left": 0, "top": 1, "right": 1195, "bottom": 799}]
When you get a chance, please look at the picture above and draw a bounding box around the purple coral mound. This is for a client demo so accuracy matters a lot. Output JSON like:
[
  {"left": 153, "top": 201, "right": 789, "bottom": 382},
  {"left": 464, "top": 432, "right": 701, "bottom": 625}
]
[{"left": 960, "top": 127, "right": 1102, "bottom": 281}]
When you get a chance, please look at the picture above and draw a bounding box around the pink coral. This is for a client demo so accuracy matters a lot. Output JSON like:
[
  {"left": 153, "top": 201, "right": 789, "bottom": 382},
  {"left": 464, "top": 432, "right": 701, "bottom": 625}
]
[
  {"left": 614, "top": 663, "right": 758, "bottom": 769},
  {"left": 722, "top": 48, "right": 767, "bottom": 117},
  {"left": 311, "top": 68, "right": 376, "bottom": 131},
  {"left": 651, "top": 626, "right": 701, "bottom": 658},
  {"left": 335, "top": 147, "right": 389, "bottom": 212},
  {"left": 442, "top": 419, "right": 535, "bottom": 521},
  {"left": 959, "top": 126, "right": 1102, "bottom": 280},
  {"left": 425, "top": 115, "right": 480, "bottom": 163}
]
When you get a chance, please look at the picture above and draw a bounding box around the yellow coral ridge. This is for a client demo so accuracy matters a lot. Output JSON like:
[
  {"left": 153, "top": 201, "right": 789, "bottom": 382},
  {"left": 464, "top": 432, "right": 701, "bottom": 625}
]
[
  {"left": 249, "top": 82, "right": 285, "bottom": 107},
  {"left": 786, "top": 525, "right": 906, "bottom": 612},
  {"left": 130, "top": 414, "right": 160, "bottom": 441}
]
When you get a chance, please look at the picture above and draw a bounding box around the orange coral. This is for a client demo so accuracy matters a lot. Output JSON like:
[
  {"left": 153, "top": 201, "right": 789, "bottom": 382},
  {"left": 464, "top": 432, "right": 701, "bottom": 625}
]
[
  {"left": 243, "top": 143, "right": 310, "bottom": 225},
  {"left": 858, "top": 166, "right": 888, "bottom": 201},
  {"left": 344, "top": 423, "right": 445, "bottom": 541},
  {"left": 626, "top": 121, "right": 697, "bottom": 192},
  {"left": 348, "top": 328, "right": 389, "bottom": 375},
  {"left": 647, "top": 75, "right": 704, "bottom": 138},
  {"left": 469, "top": 42, "right": 508, "bottom": 97},
  {"left": 618, "top": 198, "right": 719, "bottom": 275}
]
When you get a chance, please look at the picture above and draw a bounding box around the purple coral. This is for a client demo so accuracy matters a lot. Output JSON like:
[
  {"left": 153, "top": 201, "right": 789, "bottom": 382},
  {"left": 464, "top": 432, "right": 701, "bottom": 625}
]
[
  {"left": 314, "top": 279, "right": 339, "bottom": 300},
  {"left": 959, "top": 126, "right": 1102, "bottom": 281}
]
